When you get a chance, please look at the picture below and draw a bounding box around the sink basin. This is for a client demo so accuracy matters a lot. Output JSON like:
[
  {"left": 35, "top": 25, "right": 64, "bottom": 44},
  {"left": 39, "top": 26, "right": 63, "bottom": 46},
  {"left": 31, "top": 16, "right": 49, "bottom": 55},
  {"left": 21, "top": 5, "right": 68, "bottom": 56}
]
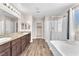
[{"left": 0, "top": 35, "right": 10, "bottom": 38}]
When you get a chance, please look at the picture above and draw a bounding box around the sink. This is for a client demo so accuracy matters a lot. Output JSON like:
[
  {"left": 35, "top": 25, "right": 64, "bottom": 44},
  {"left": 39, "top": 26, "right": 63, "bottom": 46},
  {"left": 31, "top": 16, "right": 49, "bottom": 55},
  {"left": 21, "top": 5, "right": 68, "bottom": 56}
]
[{"left": 0, "top": 35, "right": 10, "bottom": 38}]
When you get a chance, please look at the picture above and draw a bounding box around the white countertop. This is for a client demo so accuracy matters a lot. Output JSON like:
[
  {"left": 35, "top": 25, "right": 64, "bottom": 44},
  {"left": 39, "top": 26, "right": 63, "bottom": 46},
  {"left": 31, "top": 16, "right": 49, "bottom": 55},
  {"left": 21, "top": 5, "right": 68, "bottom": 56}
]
[
  {"left": 51, "top": 40, "right": 79, "bottom": 56},
  {"left": 0, "top": 32, "right": 30, "bottom": 45},
  {"left": 0, "top": 37, "right": 11, "bottom": 45}
]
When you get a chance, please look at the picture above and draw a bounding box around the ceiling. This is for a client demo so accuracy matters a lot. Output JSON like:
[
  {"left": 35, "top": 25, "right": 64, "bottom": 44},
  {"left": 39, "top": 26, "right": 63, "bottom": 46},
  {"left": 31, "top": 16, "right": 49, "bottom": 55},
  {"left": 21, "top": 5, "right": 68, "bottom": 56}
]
[{"left": 11, "top": 3, "right": 75, "bottom": 17}]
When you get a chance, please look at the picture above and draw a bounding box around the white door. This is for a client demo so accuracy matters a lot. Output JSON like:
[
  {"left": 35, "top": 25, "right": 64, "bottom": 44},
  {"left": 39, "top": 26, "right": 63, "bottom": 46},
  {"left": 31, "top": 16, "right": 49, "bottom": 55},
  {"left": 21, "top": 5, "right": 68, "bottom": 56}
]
[{"left": 36, "top": 22, "right": 43, "bottom": 38}]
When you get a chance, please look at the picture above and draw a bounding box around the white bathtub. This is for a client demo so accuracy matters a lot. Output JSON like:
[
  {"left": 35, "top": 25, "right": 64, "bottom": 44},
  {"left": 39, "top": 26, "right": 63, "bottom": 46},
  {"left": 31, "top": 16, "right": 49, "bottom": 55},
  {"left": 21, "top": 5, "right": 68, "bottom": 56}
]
[{"left": 50, "top": 40, "right": 79, "bottom": 56}]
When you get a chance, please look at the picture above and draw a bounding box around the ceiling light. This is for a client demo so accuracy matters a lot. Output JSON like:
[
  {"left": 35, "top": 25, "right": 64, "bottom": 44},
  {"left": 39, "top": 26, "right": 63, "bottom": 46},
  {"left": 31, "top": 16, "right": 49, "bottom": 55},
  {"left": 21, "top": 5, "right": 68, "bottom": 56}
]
[
  {"left": 35, "top": 8, "right": 40, "bottom": 13},
  {"left": 36, "top": 10, "right": 40, "bottom": 13},
  {"left": 36, "top": 7, "right": 39, "bottom": 10}
]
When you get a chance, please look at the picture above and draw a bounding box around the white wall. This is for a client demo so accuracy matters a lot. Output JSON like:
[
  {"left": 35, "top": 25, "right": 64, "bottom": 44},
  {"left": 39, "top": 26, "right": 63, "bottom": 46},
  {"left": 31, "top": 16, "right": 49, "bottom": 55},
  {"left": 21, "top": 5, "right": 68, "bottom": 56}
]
[
  {"left": 26, "top": 16, "right": 32, "bottom": 31},
  {"left": 62, "top": 16, "right": 68, "bottom": 40},
  {"left": 44, "top": 16, "right": 50, "bottom": 42},
  {"left": 0, "top": 16, "right": 5, "bottom": 35},
  {"left": 69, "top": 8, "right": 75, "bottom": 41},
  {"left": 18, "top": 15, "right": 32, "bottom": 32}
]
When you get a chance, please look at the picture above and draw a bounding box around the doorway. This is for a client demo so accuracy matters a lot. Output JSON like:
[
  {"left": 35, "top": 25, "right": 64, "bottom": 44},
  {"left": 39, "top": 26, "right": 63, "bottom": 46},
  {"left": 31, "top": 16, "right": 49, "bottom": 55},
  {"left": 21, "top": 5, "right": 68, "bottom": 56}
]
[{"left": 36, "top": 22, "right": 43, "bottom": 38}]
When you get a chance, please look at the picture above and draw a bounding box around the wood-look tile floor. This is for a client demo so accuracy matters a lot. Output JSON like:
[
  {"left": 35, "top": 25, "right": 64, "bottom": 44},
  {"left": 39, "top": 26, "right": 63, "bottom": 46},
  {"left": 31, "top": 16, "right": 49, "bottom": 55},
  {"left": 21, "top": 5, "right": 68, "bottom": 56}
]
[{"left": 20, "top": 39, "right": 53, "bottom": 56}]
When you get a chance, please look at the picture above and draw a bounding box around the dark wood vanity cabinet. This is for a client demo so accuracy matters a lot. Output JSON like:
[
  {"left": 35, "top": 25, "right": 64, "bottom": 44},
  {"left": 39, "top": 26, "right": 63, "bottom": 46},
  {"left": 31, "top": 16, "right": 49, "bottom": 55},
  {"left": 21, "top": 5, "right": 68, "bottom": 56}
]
[
  {"left": 0, "top": 33, "right": 31, "bottom": 56},
  {"left": 26, "top": 33, "right": 31, "bottom": 45},
  {"left": 0, "top": 42, "right": 10, "bottom": 56},
  {"left": 11, "top": 38, "right": 21, "bottom": 56},
  {"left": 27, "top": 33, "right": 31, "bottom": 44},
  {"left": 11, "top": 43, "right": 17, "bottom": 56},
  {"left": 0, "top": 48, "right": 10, "bottom": 56},
  {"left": 21, "top": 33, "right": 31, "bottom": 52},
  {"left": 17, "top": 39, "right": 21, "bottom": 55},
  {"left": 21, "top": 35, "right": 26, "bottom": 51},
  {"left": 11, "top": 33, "right": 31, "bottom": 56}
]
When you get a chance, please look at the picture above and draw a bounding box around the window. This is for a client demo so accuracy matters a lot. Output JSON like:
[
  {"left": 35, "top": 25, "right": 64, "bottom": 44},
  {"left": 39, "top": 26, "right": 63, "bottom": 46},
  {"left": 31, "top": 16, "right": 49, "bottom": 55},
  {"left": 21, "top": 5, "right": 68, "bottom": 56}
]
[
  {"left": 50, "top": 18, "right": 62, "bottom": 32},
  {"left": 74, "top": 8, "right": 79, "bottom": 31}
]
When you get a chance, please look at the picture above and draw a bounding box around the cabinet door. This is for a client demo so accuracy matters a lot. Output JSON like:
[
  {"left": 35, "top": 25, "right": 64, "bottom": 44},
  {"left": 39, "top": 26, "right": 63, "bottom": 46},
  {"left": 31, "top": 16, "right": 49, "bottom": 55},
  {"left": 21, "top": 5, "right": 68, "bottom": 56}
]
[
  {"left": 26, "top": 35, "right": 28, "bottom": 45},
  {"left": 12, "top": 45, "right": 17, "bottom": 56},
  {"left": 17, "top": 39, "right": 21, "bottom": 55},
  {"left": 22, "top": 44, "right": 25, "bottom": 51},
  {"left": 25, "top": 35, "right": 28, "bottom": 45},
  {"left": 29, "top": 33, "right": 31, "bottom": 43},
  {"left": 22, "top": 42, "right": 26, "bottom": 52},
  {"left": 22, "top": 37, "right": 25, "bottom": 45},
  {"left": 0, "top": 42, "right": 10, "bottom": 53},
  {"left": 0, "top": 48, "right": 10, "bottom": 56},
  {"left": 27, "top": 34, "right": 31, "bottom": 44}
]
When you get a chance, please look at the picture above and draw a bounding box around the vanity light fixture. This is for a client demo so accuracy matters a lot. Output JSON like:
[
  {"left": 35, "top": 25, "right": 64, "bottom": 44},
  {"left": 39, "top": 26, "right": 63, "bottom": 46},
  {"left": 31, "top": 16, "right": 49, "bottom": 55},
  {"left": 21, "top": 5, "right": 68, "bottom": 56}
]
[
  {"left": 3, "top": 3, "right": 7, "bottom": 6},
  {"left": 35, "top": 7, "right": 40, "bottom": 13},
  {"left": 8, "top": 6, "right": 10, "bottom": 9},
  {"left": 36, "top": 10, "right": 40, "bottom": 13},
  {"left": 3, "top": 3, "right": 21, "bottom": 17}
]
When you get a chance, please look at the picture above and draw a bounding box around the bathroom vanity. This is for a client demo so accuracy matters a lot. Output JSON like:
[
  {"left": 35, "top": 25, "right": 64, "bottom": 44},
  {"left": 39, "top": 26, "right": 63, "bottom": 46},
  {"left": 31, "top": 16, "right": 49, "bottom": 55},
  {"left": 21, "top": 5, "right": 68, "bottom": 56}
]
[{"left": 0, "top": 32, "right": 31, "bottom": 56}]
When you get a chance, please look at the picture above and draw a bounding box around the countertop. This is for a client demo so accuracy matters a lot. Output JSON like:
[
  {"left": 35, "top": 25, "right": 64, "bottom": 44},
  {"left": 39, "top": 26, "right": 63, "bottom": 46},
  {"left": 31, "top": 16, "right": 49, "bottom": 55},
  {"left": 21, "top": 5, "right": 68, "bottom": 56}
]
[
  {"left": 51, "top": 40, "right": 79, "bottom": 56},
  {"left": 0, "top": 32, "right": 30, "bottom": 45}
]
